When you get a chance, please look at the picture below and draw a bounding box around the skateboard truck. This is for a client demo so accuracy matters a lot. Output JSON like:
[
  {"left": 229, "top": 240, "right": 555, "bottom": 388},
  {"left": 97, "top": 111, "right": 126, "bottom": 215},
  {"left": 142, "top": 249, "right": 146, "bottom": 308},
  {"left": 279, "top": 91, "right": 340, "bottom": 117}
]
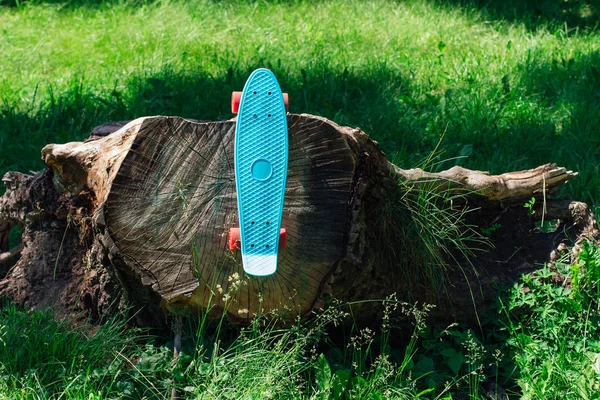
[{"left": 228, "top": 227, "right": 287, "bottom": 251}]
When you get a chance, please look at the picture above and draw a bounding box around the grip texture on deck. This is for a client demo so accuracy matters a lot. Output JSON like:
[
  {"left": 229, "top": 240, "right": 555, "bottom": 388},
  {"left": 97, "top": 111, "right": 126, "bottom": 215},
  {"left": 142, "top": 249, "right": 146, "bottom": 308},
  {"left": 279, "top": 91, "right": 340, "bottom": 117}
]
[{"left": 235, "top": 69, "right": 288, "bottom": 276}]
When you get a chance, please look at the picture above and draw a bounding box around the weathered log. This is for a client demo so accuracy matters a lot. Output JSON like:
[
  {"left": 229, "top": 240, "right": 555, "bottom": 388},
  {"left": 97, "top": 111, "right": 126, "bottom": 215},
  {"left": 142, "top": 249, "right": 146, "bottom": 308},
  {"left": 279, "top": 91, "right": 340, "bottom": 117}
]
[{"left": 0, "top": 114, "right": 596, "bottom": 327}]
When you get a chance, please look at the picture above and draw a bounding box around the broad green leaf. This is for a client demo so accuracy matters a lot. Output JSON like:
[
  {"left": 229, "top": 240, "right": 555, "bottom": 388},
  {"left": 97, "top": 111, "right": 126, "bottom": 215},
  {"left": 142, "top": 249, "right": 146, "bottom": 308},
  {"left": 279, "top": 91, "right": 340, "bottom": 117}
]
[
  {"left": 315, "top": 353, "right": 332, "bottom": 392},
  {"left": 414, "top": 356, "right": 434, "bottom": 373},
  {"left": 352, "top": 376, "right": 368, "bottom": 389},
  {"left": 440, "top": 348, "right": 456, "bottom": 358},
  {"left": 416, "top": 388, "right": 435, "bottom": 397},
  {"left": 591, "top": 353, "right": 600, "bottom": 375},
  {"left": 331, "top": 369, "right": 351, "bottom": 399},
  {"left": 448, "top": 353, "right": 464, "bottom": 375}
]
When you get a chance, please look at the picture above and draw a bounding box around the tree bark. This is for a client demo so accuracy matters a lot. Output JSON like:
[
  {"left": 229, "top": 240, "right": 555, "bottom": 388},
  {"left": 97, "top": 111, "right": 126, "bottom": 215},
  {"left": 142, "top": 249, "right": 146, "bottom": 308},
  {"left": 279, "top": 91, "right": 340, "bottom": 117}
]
[{"left": 0, "top": 114, "right": 596, "bottom": 327}]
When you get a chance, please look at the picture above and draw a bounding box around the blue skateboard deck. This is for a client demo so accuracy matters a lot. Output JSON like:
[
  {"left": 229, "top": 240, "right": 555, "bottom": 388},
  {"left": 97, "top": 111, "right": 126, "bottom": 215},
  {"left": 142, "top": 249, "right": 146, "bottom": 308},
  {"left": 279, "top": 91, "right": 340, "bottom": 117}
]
[{"left": 233, "top": 69, "right": 288, "bottom": 276}]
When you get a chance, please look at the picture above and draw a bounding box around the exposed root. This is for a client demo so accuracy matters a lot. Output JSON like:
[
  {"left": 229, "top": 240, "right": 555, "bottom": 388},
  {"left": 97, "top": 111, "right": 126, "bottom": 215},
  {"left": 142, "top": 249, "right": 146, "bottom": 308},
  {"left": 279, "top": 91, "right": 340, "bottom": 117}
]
[{"left": 0, "top": 243, "right": 23, "bottom": 263}]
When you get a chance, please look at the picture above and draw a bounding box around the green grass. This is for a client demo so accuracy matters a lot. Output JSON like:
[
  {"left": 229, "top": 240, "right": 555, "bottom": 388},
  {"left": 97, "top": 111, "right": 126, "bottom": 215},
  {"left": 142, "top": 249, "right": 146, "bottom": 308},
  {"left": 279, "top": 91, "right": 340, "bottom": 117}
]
[
  {"left": 498, "top": 242, "right": 600, "bottom": 398},
  {"left": 1, "top": 242, "right": 599, "bottom": 399},
  {"left": 0, "top": 297, "right": 432, "bottom": 399},
  {"left": 1, "top": 0, "right": 600, "bottom": 398},
  {"left": 0, "top": 305, "right": 144, "bottom": 398},
  {"left": 1, "top": 0, "right": 599, "bottom": 203}
]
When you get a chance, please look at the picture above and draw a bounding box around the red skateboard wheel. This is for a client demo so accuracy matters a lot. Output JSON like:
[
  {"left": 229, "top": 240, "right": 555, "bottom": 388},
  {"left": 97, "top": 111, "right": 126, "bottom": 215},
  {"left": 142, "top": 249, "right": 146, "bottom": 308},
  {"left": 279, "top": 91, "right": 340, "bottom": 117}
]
[
  {"left": 229, "top": 227, "right": 241, "bottom": 250},
  {"left": 232, "top": 91, "right": 288, "bottom": 114},
  {"left": 231, "top": 91, "right": 242, "bottom": 114},
  {"left": 279, "top": 228, "right": 287, "bottom": 249},
  {"left": 228, "top": 227, "right": 287, "bottom": 250},
  {"left": 283, "top": 93, "right": 289, "bottom": 112}
]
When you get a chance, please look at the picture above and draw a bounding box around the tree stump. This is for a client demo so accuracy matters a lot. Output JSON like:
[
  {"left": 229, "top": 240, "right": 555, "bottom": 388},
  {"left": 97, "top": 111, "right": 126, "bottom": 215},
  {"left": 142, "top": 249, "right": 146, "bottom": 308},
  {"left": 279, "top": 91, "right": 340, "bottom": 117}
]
[{"left": 0, "top": 114, "right": 597, "bottom": 327}]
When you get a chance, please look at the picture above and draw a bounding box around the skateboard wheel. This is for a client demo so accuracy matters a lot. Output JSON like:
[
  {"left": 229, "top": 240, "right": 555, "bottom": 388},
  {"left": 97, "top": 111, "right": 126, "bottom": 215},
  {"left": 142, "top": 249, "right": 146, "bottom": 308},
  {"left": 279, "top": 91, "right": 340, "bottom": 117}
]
[
  {"left": 279, "top": 228, "right": 286, "bottom": 249},
  {"left": 231, "top": 91, "right": 242, "bottom": 114},
  {"left": 282, "top": 93, "right": 289, "bottom": 112},
  {"left": 229, "top": 227, "right": 241, "bottom": 250},
  {"left": 229, "top": 228, "right": 286, "bottom": 250}
]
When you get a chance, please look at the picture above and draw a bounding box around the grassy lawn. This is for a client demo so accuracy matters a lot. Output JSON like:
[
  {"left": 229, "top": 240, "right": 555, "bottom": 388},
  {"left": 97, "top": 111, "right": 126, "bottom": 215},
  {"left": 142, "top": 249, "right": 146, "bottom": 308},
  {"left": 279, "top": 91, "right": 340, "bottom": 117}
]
[
  {"left": 0, "top": 0, "right": 599, "bottom": 398},
  {"left": 2, "top": 0, "right": 599, "bottom": 204}
]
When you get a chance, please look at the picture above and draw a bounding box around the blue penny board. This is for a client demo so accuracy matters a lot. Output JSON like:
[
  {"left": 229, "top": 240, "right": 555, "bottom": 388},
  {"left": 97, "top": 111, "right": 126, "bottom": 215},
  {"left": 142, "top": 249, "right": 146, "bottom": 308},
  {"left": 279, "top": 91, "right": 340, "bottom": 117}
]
[{"left": 234, "top": 69, "right": 288, "bottom": 276}]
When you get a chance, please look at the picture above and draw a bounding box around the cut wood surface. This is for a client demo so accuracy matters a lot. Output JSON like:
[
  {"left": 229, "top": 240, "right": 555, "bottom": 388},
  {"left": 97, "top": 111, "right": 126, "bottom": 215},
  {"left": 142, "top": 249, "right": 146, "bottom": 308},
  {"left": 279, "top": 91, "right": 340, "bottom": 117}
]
[
  {"left": 0, "top": 114, "right": 596, "bottom": 327},
  {"left": 103, "top": 115, "right": 354, "bottom": 321}
]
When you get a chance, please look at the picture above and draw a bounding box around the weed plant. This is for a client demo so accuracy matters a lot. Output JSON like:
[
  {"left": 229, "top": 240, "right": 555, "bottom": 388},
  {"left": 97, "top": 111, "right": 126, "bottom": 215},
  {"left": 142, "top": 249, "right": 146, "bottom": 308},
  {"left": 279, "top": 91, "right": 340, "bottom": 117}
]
[
  {"left": 0, "top": 294, "right": 437, "bottom": 398},
  {"left": 0, "top": 305, "right": 143, "bottom": 398},
  {"left": 499, "top": 242, "right": 600, "bottom": 398},
  {"left": 394, "top": 170, "right": 488, "bottom": 288},
  {"left": 0, "top": 240, "right": 599, "bottom": 398}
]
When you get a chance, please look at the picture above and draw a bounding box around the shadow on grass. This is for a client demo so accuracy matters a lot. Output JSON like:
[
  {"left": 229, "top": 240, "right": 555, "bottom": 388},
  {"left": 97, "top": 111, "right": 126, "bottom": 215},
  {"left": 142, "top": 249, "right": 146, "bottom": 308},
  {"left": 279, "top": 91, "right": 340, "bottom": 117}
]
[
  {"left": 0, "top": 64, "right": 418, "bottom": 174},
  {"left": 516, "top": 50, "right": 600, "bottom": 204},
  {"left": 435, "top": 0, "right": 600, "bottom": 31},
  {"left": 1, "top": 59, "right": 599, "bottom": 202}
]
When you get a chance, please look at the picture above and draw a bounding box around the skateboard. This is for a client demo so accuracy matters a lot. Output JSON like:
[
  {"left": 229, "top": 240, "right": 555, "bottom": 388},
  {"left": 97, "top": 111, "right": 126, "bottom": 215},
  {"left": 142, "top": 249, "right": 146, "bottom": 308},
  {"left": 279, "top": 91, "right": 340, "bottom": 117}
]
[{"left": 229, "top": 69, "right": 289, "bottom": 276}]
